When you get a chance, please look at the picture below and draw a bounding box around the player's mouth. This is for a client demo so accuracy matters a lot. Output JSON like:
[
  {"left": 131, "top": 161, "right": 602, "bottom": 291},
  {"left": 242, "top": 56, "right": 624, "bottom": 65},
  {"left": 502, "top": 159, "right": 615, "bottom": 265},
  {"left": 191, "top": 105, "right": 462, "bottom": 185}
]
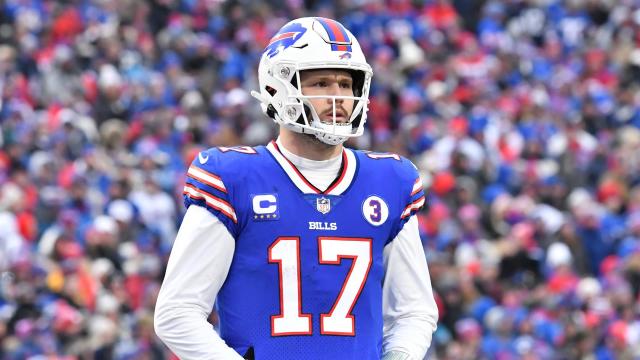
[{"left": 320, "top": 111, "right": 349, "bottom": 124}]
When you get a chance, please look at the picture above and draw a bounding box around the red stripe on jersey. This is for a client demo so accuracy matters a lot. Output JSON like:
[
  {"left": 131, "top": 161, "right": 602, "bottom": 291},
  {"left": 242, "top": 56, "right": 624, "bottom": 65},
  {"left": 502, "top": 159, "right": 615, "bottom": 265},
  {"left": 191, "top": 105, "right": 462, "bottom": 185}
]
[
  {"left": 187, "top": 168, "right": 227, "bottom": 194},
  {"left": 324, "top": 151, "right": 349, "bottom": 194},
  {"left": 189, "top": 165, "right": 225, "bottom": 185},
  {"left": 401, "top": 195, "right": 426, "bottom": 219},
  {"left": 271, "top": 141, "right": 322, "bottom": 194},
  {"left": 192, "top": 166, "right": 224, "bottom": 183},
  {"left": 183, "top": 184, "right": 237, "bottom": 223},
  {"left": 410, "top": 179, "right": 423, "bottom": 196}
]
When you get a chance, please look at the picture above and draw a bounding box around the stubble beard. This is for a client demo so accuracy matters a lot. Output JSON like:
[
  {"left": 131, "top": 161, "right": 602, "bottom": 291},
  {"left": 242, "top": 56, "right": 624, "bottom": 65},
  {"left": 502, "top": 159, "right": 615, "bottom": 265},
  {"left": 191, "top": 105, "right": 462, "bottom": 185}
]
[{"left": 301, "top": 131, "right": 334, "bottom": 150}]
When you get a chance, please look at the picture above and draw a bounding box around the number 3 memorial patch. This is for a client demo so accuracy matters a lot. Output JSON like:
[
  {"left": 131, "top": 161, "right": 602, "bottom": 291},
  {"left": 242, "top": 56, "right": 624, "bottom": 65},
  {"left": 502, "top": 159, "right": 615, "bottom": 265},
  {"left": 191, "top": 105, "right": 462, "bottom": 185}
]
[{"left": 362, "top": 196, "right": 388, "bottom": 226}]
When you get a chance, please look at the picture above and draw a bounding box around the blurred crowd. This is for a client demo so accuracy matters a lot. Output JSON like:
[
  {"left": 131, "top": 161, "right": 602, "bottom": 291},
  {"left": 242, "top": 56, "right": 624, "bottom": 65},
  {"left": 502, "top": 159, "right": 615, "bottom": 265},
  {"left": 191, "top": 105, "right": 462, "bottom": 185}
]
[{"left": 1, "top": 0, "right": 640, "bottom": 358}]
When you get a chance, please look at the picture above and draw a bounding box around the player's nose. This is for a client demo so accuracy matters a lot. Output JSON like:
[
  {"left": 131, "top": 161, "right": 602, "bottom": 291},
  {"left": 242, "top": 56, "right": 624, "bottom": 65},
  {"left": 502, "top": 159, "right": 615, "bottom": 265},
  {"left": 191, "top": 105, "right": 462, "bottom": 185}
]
[{"left": 326, "top": 83, "right": 345, "bottom": 103}]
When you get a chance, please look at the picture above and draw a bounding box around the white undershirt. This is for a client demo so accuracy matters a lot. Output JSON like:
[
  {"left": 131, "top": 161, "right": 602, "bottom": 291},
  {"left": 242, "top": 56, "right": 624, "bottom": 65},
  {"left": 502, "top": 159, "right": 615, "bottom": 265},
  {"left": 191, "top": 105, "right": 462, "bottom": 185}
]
[
  {"left": 275, "top": 138, "right": 343, "bottom": 191},
  {"left": 155, "top": 145, "right": 439, "bottom": 360}
]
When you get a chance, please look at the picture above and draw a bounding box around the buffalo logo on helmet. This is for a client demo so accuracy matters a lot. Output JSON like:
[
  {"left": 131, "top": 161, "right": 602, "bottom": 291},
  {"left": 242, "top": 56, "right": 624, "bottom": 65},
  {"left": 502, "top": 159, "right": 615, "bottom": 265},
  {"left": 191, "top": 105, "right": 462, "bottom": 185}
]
[{"left": 264, "top": 22, "right": 307, "bottom": 58}]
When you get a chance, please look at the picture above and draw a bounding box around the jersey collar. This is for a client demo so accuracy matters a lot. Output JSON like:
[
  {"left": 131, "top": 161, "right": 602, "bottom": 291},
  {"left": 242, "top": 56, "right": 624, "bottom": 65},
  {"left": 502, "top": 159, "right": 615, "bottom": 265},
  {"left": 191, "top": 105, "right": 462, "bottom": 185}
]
[{"left": 266, "top": 140, "right": 357, "bottom": 195}]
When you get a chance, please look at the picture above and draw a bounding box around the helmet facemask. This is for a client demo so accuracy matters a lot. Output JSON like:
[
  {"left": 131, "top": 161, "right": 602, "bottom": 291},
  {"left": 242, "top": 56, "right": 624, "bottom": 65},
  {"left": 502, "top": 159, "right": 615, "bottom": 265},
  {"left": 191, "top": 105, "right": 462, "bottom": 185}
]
[{"left": 289, "top": 66, "right": 371, "bottom": 145}]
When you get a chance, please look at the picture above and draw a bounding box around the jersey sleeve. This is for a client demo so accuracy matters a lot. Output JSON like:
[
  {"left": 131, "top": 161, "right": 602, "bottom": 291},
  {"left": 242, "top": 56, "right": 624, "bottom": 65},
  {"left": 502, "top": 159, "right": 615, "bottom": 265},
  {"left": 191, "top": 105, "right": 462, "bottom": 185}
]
[
  {"left": 183, "top": 149, "right": 240, "bottom": 238},
  {"left": 390, "top": 158, "right": 426, "bottom": 240},
  {"left": 400, "top": 170, "right": 426, "bottom": 222}
]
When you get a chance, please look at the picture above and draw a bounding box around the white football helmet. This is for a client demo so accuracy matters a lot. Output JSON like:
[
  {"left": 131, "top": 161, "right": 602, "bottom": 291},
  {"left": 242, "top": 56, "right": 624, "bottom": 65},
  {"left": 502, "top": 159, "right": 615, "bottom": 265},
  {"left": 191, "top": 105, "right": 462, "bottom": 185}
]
[{"left": 251, "top": 17, "right": 373, "bottom": 145}]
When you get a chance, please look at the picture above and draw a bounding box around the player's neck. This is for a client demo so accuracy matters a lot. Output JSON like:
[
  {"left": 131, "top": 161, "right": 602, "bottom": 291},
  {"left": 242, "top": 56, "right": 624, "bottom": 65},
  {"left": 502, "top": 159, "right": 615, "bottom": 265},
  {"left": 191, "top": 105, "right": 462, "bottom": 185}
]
[{"left": 278, "top": 129, "right": 343, "bottom": 161}]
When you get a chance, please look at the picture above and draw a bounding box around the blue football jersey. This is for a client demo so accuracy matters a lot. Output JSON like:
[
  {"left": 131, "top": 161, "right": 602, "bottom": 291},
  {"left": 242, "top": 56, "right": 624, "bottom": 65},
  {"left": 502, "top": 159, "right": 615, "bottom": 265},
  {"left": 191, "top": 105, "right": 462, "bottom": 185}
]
[{"left": 183, "top": 141, "right": 425, "bottom": 360}]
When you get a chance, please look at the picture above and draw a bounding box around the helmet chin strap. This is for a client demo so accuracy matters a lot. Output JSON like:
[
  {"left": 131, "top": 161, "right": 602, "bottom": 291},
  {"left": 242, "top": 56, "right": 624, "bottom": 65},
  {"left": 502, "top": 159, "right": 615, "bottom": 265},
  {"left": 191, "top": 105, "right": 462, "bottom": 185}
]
[
  {"left": 313, "top": 131, "right": 348, "bottom": 146},
  {"left": 301, "top": 130, "right": 347, "bottom": 147}
]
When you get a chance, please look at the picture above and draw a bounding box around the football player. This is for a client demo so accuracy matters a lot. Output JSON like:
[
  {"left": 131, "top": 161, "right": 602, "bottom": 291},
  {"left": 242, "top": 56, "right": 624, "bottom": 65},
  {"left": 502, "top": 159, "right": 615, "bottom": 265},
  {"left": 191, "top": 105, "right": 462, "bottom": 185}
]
[{"left": 155, "top": 17, "right": 438, "bottom": 360}]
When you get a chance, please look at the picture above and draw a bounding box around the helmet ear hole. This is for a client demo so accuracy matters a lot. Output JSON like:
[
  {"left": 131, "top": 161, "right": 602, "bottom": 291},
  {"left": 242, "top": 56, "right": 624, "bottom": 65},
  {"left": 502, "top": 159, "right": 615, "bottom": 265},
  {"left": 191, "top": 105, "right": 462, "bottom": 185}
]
[
  {"left": 299, "top": 104, "right": 313, "bottom": 125},
  {"left": 266, "top": 104, "right": 278, "bottom": 119},
  {"left": 266, "top": 86, "right": 277, "bottom": 96}
]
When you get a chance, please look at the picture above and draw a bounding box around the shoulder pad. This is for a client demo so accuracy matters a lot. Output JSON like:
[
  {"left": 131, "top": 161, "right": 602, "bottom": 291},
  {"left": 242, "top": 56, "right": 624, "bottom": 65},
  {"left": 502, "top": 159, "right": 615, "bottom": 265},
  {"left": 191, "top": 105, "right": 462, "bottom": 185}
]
[{"left": 182, "top": 145, "right": 262, "bottom": 237}]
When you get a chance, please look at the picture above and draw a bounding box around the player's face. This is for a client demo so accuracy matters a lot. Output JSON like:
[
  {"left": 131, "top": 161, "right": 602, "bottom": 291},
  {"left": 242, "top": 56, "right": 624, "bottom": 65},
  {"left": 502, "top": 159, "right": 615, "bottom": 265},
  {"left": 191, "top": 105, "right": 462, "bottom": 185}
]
[{"left": 300, "top": 69, "right": 354, "bottom": 125}]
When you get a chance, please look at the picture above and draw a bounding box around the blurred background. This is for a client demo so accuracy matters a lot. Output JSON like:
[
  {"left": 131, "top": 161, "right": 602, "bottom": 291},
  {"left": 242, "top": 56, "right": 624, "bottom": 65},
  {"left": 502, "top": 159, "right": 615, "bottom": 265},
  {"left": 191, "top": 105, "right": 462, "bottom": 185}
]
[{"left": 1, "top": 0, "right": 640, "bottom": 358}]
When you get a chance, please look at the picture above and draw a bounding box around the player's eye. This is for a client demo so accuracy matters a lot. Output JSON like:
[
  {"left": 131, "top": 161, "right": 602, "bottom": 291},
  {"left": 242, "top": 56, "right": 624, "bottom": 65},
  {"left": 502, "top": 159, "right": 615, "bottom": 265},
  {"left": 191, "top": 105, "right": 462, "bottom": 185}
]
[{"left": 340, "top": 81, "right": 352, "bottom": 89}]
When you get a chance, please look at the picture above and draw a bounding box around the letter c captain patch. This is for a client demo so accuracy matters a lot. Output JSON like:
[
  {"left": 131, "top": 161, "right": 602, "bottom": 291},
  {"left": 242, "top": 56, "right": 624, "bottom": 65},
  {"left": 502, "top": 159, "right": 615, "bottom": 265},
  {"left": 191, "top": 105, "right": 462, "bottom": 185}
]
[{"left": 252, "top": 194, "right": 279, "bottom": 221}]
